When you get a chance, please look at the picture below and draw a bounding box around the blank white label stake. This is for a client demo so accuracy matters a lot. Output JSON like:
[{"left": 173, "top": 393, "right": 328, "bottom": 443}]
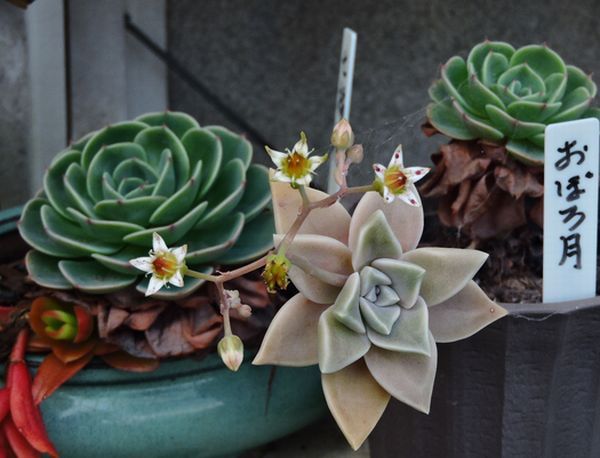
[{"left": 543, "top": 118, "right": 599, "bottom": 303}]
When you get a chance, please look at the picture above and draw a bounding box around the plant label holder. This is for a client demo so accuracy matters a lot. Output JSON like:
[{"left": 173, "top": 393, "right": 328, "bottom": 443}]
[{"left": 543, "top": 118, "right": 599, "bottom": 302}]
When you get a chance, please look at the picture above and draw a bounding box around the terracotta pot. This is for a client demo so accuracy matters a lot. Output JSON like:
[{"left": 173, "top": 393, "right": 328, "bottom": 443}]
[{"left": 370, "top": 298, "right": 600, "bottom": 457}]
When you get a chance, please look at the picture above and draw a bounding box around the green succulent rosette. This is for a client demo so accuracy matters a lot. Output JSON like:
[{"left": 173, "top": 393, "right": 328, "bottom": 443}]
[
  {"left": 427, "top": 41, "right": 600, "bottom": 165},
  {"left": 19, "top": 111, "right": 274, "bottom": 299}
]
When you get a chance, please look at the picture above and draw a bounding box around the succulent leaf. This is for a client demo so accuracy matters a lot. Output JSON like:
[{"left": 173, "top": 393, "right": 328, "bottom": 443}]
[
  {"left": 428, "top": 41, "right": 600, "bottom": 164},
  {"left": 19, "top": 111, "right": 274, "bottom": 298}
]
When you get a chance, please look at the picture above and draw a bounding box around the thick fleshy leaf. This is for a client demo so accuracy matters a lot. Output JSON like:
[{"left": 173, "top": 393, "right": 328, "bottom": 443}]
[
  {"left": 195, "top": 159, "right": 245, "bottom": 228},
  {"left": 464, "top": 62, "right": 505, "bottom": 113},
  {"left": 402, "top": 247, "right": 488, "bottom": 306},
  {"left": 67, "top": 207, "right": 144, "bottom": 243},
  {"left": 349, "top": 191, "right": 423, "bottom": 255},
  {"left": 428, "top": 79, "right": 448, "bottom": 104},
  {"left": 217, "top": 210, "right": 275, "bottom": 265},
  {"left": 480, "top": 51, "right": 510, "bottom": 86},
  {"left": 509, "top": 44, "right": 566, "bottom": 80},
  {"left": 505, "top": 139, "right": 544, "bottom": 166},
  {"left": 545, "top": 72, "right": 567, "bottom": 103},
  {"left": 352, "top": 210, "right": 403, "bottom": 271},
  {"left": 25, "top": 251, "right": 72, "bottom": 290},
  {"left": 181, "top": 127, "right": 223, "bottom": 199},
  {"left": 124, "top": 200, "right": 207, "bottom": 246},
  {"left": 86, "top": 142, "right": 147, "bottom": 201},
  {"left": 234, "top": 164, "right": 272, "bottom": 222},
  {"left": 206, "top": 125, "right": 252, "bottom": 170},
  {"left": 371, "top": 258, "right": 425, "bottom": 309},
  {"left": 364, "top": 332, "right": 437, "bottom": 413},
  {"left": 185, "top": 212, "right": 245, "bottom": 265},
  {"left": 507, "top": 100, "right": 562, "bottom": 123},
  {"left": 270, "top": 180, "right": 351, "bottom": 244},
  {"left": 322, "top": 359, "right": 390, "bottom": 451},
  {"left": 359, "top": 299, "right": 401, "bottom": 335},
  {"left": 498, "top": 62, "right": 546, "bottom": 94},
  {"left": 253, "top": 293, "right": 324, "bottom": 366},
  {"left": 318, "top": 307, "right": 371, "bottom": 374},
  {"left": 136, "top": 111, "right": 200, "bottom": 138},
  {"left": 549, "top": 86, "right": 593, "bottom": 123},
  {"left": 59, "top": 260, "right": 137, "bottom": 293},
  {"left": 152, "top": 149, "right": 176, "bottom": 197},
  {"left": 19, "top": 199, "right": 84, "bottom": 258},
  {"left": 63, "top": 163, "right": 96, "bottom": 217},
  {"left": 330, "top": 273, "right": 365, "bottom": 334},
  {"left": 274, "top": 233, "right": 352, "bottom": 304},
  {"left": 440, "top": 56, "right": 471, "bottom": 111},
  {"left": 359, "top": 266, "right": 391, "bottom": 296},
  {"left": 32, "top": 352, "right": 94, "bottom": 405},
  {"left": 44, "top": 149, "right": 81, "bottom": 221},
  {"left": 427, "top": 101, "right": 475, "bottom": 140},
  {"left": 466, "top": 41, "right": 515, "bottom": 80},
  {"left": 81, "top": 121, "right": 148, "bottom": 170},
  {"left": 428, "top": 281, "right": 507, "bottom": 343},
  {"left": 95, "top": 195, "right": 166, "bottom": 227},
  {"left": 485, "top": 104, "right": 545, "bottom": 139},
  {"left": 367, "top": 297, "right": 430, "bottom": 356},
  {"left": 134, "top": 126, "right": 190, "bottom": 187},
  {"left": 149, "top": 160, "right": 203, "bottom": 225},
  {"left": 451, "top": 99, "right": 505, "bottom": 141},
  {"left": 565, "top": 65, "right": 597, "bottom": 98},
  {"left": 41, "top": 205, "right": 120, "bottom": 255}
]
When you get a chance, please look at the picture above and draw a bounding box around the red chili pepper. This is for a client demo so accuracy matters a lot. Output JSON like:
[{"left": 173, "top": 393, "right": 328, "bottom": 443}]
[
  {"left": 3, "top": 416, "right": 41, "bottom": 458},
  {"left": 8, "top": 330, "right": 58, "bottom": 458},
  {"left": 0, "top": 389, "right": 8, "bottom": 423}
]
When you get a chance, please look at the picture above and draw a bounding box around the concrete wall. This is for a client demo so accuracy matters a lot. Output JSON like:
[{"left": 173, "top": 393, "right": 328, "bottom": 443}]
[
  {"left": 167, "top": 0, "right": 600, "bottom": 189},
  {"left": 0, "top": 3, "right": 30, "bottom": 209}
]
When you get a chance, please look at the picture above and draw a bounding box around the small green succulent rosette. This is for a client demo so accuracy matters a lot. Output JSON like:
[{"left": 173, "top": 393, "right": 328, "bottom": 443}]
[
  {"left": 18, "top": 111, "right": 274, "bottom": 299},
  {"left": 427, "top": 41, "right": 600, "bottom": 165},
  {"left": 254, "top": 182, "right": 507, "bottom": 450}
]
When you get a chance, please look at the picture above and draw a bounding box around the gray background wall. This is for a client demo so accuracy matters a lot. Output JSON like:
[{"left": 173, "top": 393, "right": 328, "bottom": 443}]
[
  {"left": 0, "top": 3, "right": 30, "bottom": 209},
  {"left": 167, "top": 0, "right": 600, "bottom": 188},
  {"left": 2, "top": 0, "right": 600, "bottom": 208}
]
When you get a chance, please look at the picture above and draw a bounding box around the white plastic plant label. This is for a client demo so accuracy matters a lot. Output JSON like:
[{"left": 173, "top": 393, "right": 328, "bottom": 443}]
[{"left": 543, "top": 118, "right": 599, "bottom": 302}]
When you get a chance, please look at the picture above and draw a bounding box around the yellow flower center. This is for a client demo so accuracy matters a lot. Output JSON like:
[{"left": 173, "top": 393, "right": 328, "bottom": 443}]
[
  {"left": 282, "top": 152, "right": 310, "bottom": 179},
  {"left": 152, "top": 251, "right": 179, "bottom": 279},
  {"left": 384, "top": 166, "right": 408, "bottom": 194}
]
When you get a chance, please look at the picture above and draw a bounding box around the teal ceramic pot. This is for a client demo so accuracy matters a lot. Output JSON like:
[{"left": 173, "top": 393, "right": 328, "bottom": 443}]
[{"left": 0, "top": 208, "right": 327, "bottom": 457}]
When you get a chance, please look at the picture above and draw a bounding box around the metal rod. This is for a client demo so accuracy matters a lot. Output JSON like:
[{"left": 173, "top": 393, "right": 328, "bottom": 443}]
[{"left": 124, "top": 14, "right": 270, "bottom": 147}]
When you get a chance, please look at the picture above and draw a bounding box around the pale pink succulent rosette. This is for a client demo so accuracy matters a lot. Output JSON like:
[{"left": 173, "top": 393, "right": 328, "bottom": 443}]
[{"left": 254, "top": 182, "right": 507, "bottom": 449}]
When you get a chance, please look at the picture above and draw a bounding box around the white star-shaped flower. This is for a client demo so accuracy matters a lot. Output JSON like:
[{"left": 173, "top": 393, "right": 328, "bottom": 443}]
[
  {"left": 129, "top": 232, "right": 188, "bottom": 296},
  {"left": 373, "top": 144, "right": 430, "bottom": 206},
  {"left": 265, "top": 132, "right": 328, "bottom": 186}
]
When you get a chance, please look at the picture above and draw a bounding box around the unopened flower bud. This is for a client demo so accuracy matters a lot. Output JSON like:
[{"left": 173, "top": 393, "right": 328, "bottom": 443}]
[
  {"left": 330, "top": 118, "right": 354, "bottom": 150},
  {"left": 239, "top": 304, "right": 252, "bottom": 318},
  {"left": 218, "top": 335, "right": 244, "bottom": 372},
  {"left": 347, "top": 144, "right": 364, "bottom": 164}
]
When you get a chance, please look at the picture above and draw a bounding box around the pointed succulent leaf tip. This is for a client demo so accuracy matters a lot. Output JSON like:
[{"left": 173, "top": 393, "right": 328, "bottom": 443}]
[
  {"left": 218, "top": 335, "right": 244, "bottom": 372},
  {"left": 427, "top": 41, "right": 600, "bottom": 165},
  {"left": 129, "top": 232, "right": 188, "bottom": 296},
  {"left": 322, "top": 359, "right": 390, "bottom": 451},
  {"left": 428, "top": 280, "right": 507, "bottom": 343},
  {"left": 402, "top": 247, "right": 488, "bottom": 306},
  {"left": 373, "top": 144, "right": 429, "bottom": 205},
  {"left": 331, "top": 118, "right": 355, "bottom": 150},
  {"left": 352, "top": 210, "right": 403, "bottom": 271},
  {"left": 364, "top": 332, "right": 438, "bottom": 414},
  {"left": 318, "top": 307, "right": 371, "bottom": 374},
  {"left": 330, "top": 273, "right": 365, "bottom": 334},
  {"left": 265, "top": 132, "right": 328, "bottom": 186},
  {"left": 349, "top": 190, "right": 424, "bottom": 254}
]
